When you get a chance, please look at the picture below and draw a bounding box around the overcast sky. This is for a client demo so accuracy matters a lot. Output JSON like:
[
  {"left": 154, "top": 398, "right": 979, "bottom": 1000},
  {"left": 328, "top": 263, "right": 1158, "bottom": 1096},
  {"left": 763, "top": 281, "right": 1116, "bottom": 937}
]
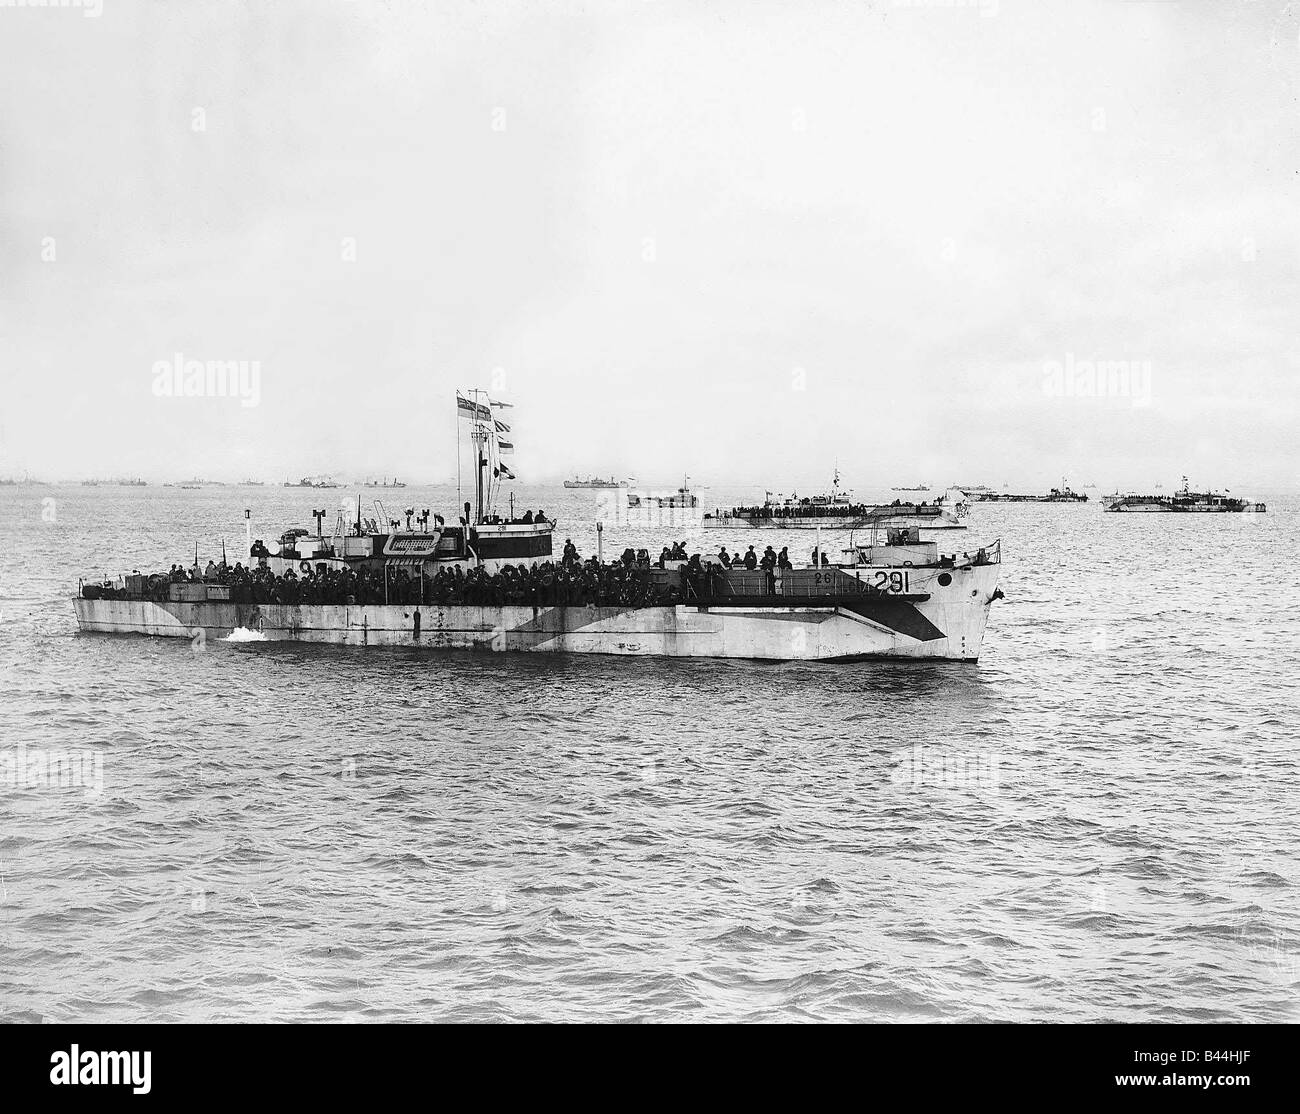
[{"left": 2, "top": 0, "right": 1297, "bottom": 490}]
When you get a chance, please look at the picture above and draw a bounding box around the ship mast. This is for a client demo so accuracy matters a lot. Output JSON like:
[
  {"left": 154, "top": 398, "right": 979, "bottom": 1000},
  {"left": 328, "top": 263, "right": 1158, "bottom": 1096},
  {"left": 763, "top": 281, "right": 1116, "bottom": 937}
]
[
  {"left": 457, "top": 387, "right": 511, "bottom": 526},
  {"left": 472, "top": 421, "right": 488, "bottom": 525}
]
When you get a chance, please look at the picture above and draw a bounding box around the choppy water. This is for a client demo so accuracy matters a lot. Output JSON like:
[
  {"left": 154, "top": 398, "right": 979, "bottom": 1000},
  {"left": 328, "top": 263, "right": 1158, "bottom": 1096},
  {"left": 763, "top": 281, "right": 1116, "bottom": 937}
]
[{"left": 1, "top": 484, "right": 1296, "bottom": 1022}]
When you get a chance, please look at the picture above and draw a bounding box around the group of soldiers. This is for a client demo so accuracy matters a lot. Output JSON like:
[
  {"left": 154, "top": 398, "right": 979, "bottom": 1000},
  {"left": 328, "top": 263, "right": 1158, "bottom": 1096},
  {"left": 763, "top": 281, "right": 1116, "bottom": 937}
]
[
  {"left": 100, "top": 548, "right": 721, "bottom": 608},
  {"left": 726, "top": 498, "right": 931, "bottom": 518},
  {"left": 93, "top": 536, "right": 835, "bottom": 608}
]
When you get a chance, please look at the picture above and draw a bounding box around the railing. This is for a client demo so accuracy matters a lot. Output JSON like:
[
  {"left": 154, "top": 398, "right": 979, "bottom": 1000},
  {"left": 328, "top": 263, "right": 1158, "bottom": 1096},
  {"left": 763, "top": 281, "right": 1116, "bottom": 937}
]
[
  {"left": 707, "top": 504, "right": 954, "bottom": 523},
  {"left": 682, "top": 566, "right": 902, "bottom": 601},
  {"left": 967, "top": 539, "right": 1000, "bottom": 566}
]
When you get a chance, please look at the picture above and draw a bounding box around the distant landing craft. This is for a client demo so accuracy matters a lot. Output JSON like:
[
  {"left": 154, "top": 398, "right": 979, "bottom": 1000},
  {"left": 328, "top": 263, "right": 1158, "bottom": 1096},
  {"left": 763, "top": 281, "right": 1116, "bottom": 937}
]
[
  {"left": 627, "top": 476, "right": 699, "bottom": 508},
  {"left": 969, "top": 479, "right": 1088, "bottom": 503},
  {"left": 704, "top": 474, "right": 970, "bottom": 531},
  {"left": 285, "top": 475, "right": 341, "bottom": 489},
  {"left": 1102, "top": 476, "right": 1265, "bottom": 513}
]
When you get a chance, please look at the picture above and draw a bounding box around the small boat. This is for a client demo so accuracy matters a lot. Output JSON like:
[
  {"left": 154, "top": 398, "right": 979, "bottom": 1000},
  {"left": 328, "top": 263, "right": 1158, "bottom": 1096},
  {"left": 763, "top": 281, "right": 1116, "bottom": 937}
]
[
  {"left": 627, "top": 476, "right": 699, "bottom": 508},
  {"left": 628, "top": 487, "right": 698, "bottom": 509}
]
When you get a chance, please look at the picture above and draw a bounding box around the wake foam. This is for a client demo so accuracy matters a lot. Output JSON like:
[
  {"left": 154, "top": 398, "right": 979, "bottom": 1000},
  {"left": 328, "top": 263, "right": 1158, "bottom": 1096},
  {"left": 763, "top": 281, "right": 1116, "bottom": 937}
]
[{"left": 225, "top": 627, "right": 267, "bottom": 642}]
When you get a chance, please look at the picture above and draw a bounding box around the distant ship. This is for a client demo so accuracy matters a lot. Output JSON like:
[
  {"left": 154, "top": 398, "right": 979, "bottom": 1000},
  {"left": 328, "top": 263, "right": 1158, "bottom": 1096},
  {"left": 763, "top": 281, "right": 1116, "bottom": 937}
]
[
  {"left": 284, "top": 475, "right": 341, "bottom": 489},
  {"left": 970, "top": 480, "right": 1088, "bottom": 503},
  {"left": 628, "top": 484, "right": 698, "bottom": 509},
  {"left": 365, "top": 477, "right": 407, "bottom": 488},
  {"left": 762, "top": 468, "right": 855, "bottom": 506},
  {"left": 704, "top": 474, "right": 970, "bottom": 531},
  {"left": 1102, "top": 476, "right": 1265, "bottom": 513},
  {"left": 242, "top": 479, "right": 265, "bottom": 487},
  {"left": 564, "top": 475, "right": 627, "bottom": 489},
  {"left": 891, "top": 483, "right": 930, "bottom": 493}
]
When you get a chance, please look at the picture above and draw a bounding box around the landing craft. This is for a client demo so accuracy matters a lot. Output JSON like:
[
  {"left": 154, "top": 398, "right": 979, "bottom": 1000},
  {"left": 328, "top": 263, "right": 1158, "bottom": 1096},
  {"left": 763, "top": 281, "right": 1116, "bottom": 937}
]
[
  {"left": 703, "top": 474, "right": 971, "bottom": 531},
  {"left": 74, "top": 394, "right": 1004, "bottom": 662},
  {"left": 1102, "top": 476, "right": 1266, "bottom": 513}
]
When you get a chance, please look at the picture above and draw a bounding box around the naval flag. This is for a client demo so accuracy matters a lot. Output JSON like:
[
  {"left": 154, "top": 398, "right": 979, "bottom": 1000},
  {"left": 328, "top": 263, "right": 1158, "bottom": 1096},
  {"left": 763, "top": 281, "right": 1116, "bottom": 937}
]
[
  {"left": 493, "top": 419, "right": 511, "bottom": 433},
  {"left": 494, "top": 463, "right": 516, "bottom": 480},
  {"left": 496, "top": 438, "right": 514, "bottom": 455},
  {"left": 456, "top": 392, "right": 491, "bottom": 421}
]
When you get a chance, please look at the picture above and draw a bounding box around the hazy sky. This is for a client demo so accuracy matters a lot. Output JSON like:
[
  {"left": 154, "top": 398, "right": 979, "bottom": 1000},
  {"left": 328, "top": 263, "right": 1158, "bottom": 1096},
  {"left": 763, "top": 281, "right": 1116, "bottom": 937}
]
[{"left": 2, "top": 0, "right": 1297, "bottom": 490}]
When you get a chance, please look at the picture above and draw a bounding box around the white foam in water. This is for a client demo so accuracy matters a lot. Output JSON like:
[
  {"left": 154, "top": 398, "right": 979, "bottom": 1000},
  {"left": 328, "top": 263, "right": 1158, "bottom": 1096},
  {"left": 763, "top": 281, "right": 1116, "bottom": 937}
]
[{"left": 224, "top": 627, "right": 267, "bottom": 642}]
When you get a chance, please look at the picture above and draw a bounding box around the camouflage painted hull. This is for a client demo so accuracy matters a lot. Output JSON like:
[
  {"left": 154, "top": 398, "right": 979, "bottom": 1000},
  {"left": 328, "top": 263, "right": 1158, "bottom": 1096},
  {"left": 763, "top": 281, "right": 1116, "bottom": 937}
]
[{"left": 73, "top": 563, "right": 1001, "bottom": 662}]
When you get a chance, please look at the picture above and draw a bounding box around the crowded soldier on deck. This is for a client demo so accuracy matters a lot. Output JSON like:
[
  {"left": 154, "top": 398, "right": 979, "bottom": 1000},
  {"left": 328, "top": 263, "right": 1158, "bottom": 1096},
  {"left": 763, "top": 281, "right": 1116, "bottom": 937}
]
[{"left": 82, "top": 535, "right": 875, "bottom": 607}]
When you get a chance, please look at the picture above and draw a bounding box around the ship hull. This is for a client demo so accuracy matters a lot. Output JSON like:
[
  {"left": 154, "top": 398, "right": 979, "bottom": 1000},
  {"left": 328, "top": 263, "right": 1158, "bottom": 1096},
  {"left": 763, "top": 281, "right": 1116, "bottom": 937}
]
[
  {"left": 1104, "top": 500, "right": 1264, "bottom": 513},
  {"left": 73, "top": 564, "right": 1000, "bottom": 662}
]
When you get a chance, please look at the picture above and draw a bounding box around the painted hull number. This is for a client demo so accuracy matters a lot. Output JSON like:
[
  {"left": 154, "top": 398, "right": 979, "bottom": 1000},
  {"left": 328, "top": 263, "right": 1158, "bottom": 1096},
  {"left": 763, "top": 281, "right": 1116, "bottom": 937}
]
[{"left": 869, "top": 571, "right": 910, "bottom": 593}]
